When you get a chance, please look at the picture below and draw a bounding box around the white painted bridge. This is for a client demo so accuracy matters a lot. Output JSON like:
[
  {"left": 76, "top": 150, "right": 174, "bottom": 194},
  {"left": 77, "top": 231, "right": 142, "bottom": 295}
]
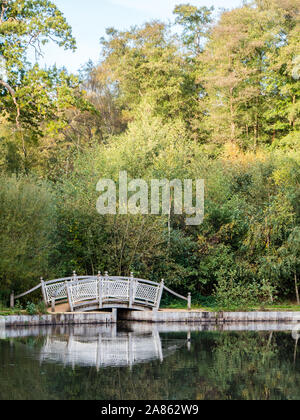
[{"left": 11, "top": 272, "right": 191, "bottom": 312}]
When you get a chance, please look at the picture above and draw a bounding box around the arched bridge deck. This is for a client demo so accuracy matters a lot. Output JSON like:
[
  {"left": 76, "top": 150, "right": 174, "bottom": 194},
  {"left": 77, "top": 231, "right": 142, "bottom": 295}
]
[{"left": 11, "top": 273, "right": 191, "bottom": 313}]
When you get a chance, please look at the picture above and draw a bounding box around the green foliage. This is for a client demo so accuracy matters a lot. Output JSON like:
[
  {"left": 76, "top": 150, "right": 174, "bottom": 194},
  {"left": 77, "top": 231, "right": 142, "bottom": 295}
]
[
  {"left": 214, "top": 277, "right": 277, "bottom": 310},
  {"left": 0, "top": 300, "right": 23, "bottom": 315},
  {"left": 0, "top": 0, "right": 299, "bottom": 307},
  {"left": 0, "top": 175, "right": 56, "bottom": 299},
  {"left": 173, "top": 4, "right": 213, "bottom": 55},
  {"left": 36, "top": 300, "right": 48, "bottom": 315},
  {"left": 25, "top": 301, "right": 37, "bottom": 316},
  {"left": 25, "top": 301, "right": 47, "bottom": 315}
]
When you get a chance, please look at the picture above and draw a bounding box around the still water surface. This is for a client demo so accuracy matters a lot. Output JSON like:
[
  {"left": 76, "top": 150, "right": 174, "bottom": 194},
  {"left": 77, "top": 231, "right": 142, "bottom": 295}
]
[{"left": 0, "top": 322, "right": 300, "bottom": 400}]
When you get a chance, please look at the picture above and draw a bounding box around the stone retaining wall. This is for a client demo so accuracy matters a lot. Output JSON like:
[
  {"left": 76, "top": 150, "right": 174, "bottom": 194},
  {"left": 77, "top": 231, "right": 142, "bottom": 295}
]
[
  {"left": 0, "top": 312, "right": 114, "bottom": 327},
  {"left": 119, "top": 310, "right": 300, "bottom": 323},
  {"left": 1, "top": 310, "right": 300, "bottom": 327}
]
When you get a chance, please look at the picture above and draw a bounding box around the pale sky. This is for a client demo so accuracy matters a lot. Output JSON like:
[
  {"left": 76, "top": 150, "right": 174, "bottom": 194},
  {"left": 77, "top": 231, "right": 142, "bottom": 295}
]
[{"left": 36, "top": 0, "right": 243, "bottom": 73}]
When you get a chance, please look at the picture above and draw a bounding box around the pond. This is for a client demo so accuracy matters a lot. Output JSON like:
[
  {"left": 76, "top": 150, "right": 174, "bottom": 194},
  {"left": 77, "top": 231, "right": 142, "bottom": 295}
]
[{"left": 0, "top": 322, "right": 300, "bottom": 400}]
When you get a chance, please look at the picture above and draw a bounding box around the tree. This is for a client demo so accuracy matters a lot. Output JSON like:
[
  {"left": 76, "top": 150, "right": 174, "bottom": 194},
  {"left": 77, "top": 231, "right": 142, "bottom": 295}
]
[
  {"left": 0, "top": 0, "right": 75, "bottom": 123},
  {"left": 0, "top": 0, "right": 81, "bottom": 173},
  {"left": 80, "top": 60, "right": 125, "bottom": 141},
  {"left": 200, "top": 4, "right": 275, "bottom": 145},
  {"left": 173, "top": 4, "right": 213, "bottom": 56},
  {"left": 263, "top": 0, "right": 300, "bottom": 144},
  {"left": 98, "top": 22, "right": 196, "bottom": 125},
  {"left": 199, "top": 0, "right": 300, "bottom": 147}
]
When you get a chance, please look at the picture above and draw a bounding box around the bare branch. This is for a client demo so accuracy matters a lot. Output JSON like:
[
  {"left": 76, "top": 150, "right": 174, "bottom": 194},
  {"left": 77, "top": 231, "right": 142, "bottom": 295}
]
[{"left": 0, "top": 78, "right": 20, "bottom": 128}]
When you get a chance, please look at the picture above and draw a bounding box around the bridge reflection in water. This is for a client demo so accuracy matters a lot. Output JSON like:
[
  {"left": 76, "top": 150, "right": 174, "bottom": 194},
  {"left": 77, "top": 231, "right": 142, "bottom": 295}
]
[
  {"left": 2, "top": 322, "right": 299, "bottom": 370},
  {"left": 38, "top": 325, "right": 186, "bottom": 369}
]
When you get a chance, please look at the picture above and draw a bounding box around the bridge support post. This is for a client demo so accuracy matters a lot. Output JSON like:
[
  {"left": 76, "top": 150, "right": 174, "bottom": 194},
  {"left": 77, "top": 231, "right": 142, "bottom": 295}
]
[
  {"left": 188, "top": 293, "right": 191, "bottom": 311},
  {"left": 51, "top": 298, "right": 55, "bottom": 313},
  {"left": 40, "top": 278, "right": 47, "bottom": 305},
  {"left": 10, "top": 291, "right": 14, "bottom": 309}
]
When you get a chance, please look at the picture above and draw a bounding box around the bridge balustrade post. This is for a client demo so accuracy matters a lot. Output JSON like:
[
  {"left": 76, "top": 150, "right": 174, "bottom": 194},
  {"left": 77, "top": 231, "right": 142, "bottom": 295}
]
[
  {"left": 188, "top": 293, "right": 192, "bottom": 311},
  {"left": 98, "top": 272, "right": 103, "bottom": 309},
  {"left": 155, "top": 280, "right": 164, "bottom": 312},
  {"left": 10, "top": 291, "right": 14, "bottom": 309},
  {"left": 129, "top": 272, "right": 134, "bottom": 308},
  {"left": 105, "top": 272, "right": 109, "bottom": 299},
  {"left": 40, "top": 278, "right": 47, "bottom": 305},
  {"left": 51, "top": 298, "right": 55, "bottom": 313},
  {"left": 66, "top": 281, "right": 74, "bottom": 312}
]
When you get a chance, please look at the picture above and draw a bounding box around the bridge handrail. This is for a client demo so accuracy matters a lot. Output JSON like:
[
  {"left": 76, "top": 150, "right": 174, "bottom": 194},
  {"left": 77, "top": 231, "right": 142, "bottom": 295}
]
[
  {"left": 52, "top": 277, "right": 98, "bottom": 298},
  {"left": 107, "top": 276, "right": 160, "bottom": 287},
  {"left": 163, "top": 286, "right": 188, "bottom": 302},
  {"left": 15, "top": 283, "right": 42, "bottom": 300},
  {"left": 52, "top": 276, "right": 162, "bottom": 299},
  {"left": 11, "top": 274, "right": 192, "bottom": 311},
  {"left": 44, "top": 276, "right": 95, "bottom": 286}
]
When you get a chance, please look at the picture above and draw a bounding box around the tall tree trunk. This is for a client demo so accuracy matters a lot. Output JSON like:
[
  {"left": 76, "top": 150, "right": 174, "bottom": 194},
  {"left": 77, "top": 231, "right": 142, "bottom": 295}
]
[
  {"left": 291, "top": 95, "right": 296, "bottom": 128},
  {"left": 254, "top": 97, "right": 259, "bottom": 150},
  {"left": 230, "top": 89, "right": 235, "bottom": 142},
  {"left": 254, "top": 112, "right": 258, "bottom": 150},
  {"left": 295, "top": 272, "right": 299, "bottom": 305}
]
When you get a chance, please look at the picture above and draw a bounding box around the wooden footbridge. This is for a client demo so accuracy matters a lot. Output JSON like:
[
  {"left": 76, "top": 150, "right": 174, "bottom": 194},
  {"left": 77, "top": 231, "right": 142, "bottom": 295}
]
[{"left": 11, "top": 272, "right": 191, "bottom": 313}]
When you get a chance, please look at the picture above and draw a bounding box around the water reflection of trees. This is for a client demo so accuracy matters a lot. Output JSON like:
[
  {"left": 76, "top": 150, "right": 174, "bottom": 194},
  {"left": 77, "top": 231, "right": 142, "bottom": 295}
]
[{"left": 0, "top": 329, "right": 299, "bottom": 400}]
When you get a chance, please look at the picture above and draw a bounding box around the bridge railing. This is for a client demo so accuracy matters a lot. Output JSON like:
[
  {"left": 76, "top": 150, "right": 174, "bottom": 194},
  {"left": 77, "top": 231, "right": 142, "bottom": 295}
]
[
  {"left": 67, "top": 276, "right": 162, "bottom": 311},
  {"left": 10, "top": 272, "right": 192, "bottom": 312},
  {"left": 44, "top": 275, "right": 96, "bottom": 305}
]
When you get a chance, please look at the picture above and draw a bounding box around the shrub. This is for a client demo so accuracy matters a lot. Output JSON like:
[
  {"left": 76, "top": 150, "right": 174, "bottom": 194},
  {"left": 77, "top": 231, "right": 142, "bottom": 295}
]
[
  {"left": 26, "top": 302, "right": 37, "bottom": 316},
  {"left": 214, "top": 276, "right": 277, "bottom": 310},
  {"left": 37, "top": 301, "right": 48, "bottom": 315}
]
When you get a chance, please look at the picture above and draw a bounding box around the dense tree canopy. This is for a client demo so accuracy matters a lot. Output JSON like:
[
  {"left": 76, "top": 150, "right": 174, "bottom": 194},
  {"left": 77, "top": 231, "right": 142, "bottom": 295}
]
[{"left": 0, "top": 0, "right": 299, "bottom": 307}]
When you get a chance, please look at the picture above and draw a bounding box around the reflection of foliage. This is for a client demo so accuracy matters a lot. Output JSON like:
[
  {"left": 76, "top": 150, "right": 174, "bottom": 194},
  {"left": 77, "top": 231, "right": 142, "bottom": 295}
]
[{"left": 0, "top": 331, "right": 300, "bottom": 400}]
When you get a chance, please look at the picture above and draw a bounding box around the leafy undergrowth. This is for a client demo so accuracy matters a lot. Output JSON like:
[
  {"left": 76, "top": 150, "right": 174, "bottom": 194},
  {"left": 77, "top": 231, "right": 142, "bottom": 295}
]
[
  {"left": 0, "top": 301, "right": 23, "bottom": 316},
  {"left": 161, "top": 295, "right": 300, "bottom": 312},
  {"left": 0, "top": 301, "right": 48, "bottom": 316}
]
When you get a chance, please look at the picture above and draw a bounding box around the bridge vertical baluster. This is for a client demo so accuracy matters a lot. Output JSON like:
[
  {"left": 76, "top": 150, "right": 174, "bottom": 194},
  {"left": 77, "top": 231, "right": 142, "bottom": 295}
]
[
  {"left": 155, "top": 279, "right": 164, "bottom": 311},
  {"left": 98, "top": 272, "right": 103, "bottom": 309},
  {"left": 51, "top": 298, "right": 55, "bottom": 313},
  {"left": 132, "top": 276, "right": 138, "bottom": 306},
  {"left": 105, "top": 272, "right": 109, "bottom": 299},
  {"left": 40, "top": 278, "right": 48, "bottom": 305},
  {"left": 10, "top": 291, "right": 14, "bottom": 309},
  {"left": 66, "top": 281, "right": 74, "bottom": 312},
  {"left": 129, "top": 272, "right": 134, "bottom": 308},
  {"left": 72, "top": 271, "right": 77, "bottom": 302}
]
